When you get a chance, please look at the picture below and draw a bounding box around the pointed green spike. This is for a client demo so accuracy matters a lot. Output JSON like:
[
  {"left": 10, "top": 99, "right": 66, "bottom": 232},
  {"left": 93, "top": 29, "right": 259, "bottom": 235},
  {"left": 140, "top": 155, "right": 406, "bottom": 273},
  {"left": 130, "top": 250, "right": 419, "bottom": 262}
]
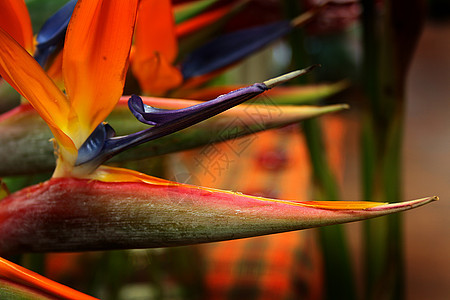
[{"left": 263, "top": 65, "right": 320, "bottom": 88}]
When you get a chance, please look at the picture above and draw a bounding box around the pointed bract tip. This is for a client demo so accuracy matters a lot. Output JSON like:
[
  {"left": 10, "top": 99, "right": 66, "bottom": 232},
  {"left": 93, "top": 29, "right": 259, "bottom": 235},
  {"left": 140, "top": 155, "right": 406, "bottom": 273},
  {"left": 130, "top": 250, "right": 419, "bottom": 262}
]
[
  {"left": 313, "top": 103, "right": 349, "bottom": 115},
  {"left": 431, "top": 196, "right": 439, "bottom": 202},
  {"left": 328, "top": 103, "right": 350, "bottom": 113},
  {"left": 367, "top": 196, "right": 438, "bottom": 212},
  {"left": 263, "top": 65, "right": 319, "bottom": 88}
]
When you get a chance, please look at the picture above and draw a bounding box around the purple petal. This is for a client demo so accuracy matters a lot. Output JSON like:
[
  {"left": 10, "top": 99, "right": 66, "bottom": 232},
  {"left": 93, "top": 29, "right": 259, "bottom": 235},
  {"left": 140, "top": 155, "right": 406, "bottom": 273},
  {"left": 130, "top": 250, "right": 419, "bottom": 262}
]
[
  {"left": 128, "top": 83, "right": 267, "bottom": 126},
  {"left": 76, "top": 83, "right": 267, "bottom": 166},
  {"left": 76, "top": 70, "right": 314, "bottom": 168},
  {"left": 107, "top": 83, "right": 268, "bottom": 153}
]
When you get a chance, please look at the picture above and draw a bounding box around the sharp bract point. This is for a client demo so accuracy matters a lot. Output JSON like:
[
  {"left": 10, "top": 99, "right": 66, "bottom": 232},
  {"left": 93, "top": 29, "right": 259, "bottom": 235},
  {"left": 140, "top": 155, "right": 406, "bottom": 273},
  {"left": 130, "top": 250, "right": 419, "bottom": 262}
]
[
  {"left": 263, "top": 65, "right": 319, "bottom": 88},
  {"left": 366, "top": 196, "right": 438, "bottom": 211}
]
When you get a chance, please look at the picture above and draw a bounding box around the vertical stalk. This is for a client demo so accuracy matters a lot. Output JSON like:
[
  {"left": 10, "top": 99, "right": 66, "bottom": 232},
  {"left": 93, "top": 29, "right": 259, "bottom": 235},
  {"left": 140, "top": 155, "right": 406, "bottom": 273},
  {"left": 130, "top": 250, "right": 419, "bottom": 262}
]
[
  {"left": 360, "top": 0, "right": 424, "bottom": 298},
  {"left": 303, "top": 119, "right": 356, "bottom": 300},
  {"left": 283, "top": 1, "right": 356, "bottom": 299}
]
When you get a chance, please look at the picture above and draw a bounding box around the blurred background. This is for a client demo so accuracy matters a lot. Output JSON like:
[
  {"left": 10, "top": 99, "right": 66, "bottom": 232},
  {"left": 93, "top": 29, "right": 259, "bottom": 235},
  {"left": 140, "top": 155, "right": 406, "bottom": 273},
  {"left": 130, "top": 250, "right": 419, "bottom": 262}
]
[
  {"left": 185, "top": 1, "right": 450, "bottom": 298},
  {"left": 342, "top": 18, "right": 450, "bottom": 300}
]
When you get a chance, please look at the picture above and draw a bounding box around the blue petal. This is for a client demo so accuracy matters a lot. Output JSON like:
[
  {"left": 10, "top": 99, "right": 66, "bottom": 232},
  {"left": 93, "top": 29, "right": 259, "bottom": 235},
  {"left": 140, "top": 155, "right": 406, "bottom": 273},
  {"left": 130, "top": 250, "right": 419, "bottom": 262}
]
[
  {"left": 181, "top": 20, "right": 292, "bottom": 79},
  {"left": 127, "top": 83, "right": 266, "bottom": 128},
  {"left": 76, "top": 83, "right": 268, "bottom": 167},
  {"left": 34, "top": 45, "right": 58, "bottom": 67},
  {"left": 75, "top": 69, "right": 313, "bottom": 168},
  {"left": 127, "top": 95, "right": 183, "bottom": 126},
  {"left": 111, "top": 83, "right": 267, "bottom": 151},
  {"left": 34, "top": 0, "right": 77, "bottom": 66},
  {"left": 76, "top": 123, "right": 115, "bottom": 166}
]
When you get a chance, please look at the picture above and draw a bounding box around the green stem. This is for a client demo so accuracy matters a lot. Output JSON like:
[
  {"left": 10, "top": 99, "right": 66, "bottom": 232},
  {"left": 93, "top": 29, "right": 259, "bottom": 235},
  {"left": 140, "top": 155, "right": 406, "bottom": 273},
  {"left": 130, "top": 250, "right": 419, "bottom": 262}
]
[
  {"left": 303, "top": 119, "right": 356, "bottom": 300},
  {"left": 282, "top": 0, "right": 356, "bottom": 298},
  {"left": 361, "top": 0, "right": 424, "bottom": 298}
]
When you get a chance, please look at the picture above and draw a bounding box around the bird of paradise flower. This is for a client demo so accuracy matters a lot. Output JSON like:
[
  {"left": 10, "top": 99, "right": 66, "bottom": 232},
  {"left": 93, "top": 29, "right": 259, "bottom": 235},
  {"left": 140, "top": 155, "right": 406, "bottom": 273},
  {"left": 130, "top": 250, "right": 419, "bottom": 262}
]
[
  {"left": 0, "top": 0, "right": 349, "bottom": 176},
  {"left": 0, "top": 0, "right": 437, "bottom": 256},
  {"left": 0, "top": 0, "right": 437, "bottom": 298}
]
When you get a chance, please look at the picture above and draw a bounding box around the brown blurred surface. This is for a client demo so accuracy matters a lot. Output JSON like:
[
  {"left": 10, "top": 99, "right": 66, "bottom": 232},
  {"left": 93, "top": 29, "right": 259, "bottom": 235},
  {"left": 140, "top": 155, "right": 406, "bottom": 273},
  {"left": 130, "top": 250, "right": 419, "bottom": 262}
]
[
  {"left": 403, "top": 21, "right": 450, "bottom": 300},
  {"left": 342, "top": 21, "right": 450, "bottom": 300}
]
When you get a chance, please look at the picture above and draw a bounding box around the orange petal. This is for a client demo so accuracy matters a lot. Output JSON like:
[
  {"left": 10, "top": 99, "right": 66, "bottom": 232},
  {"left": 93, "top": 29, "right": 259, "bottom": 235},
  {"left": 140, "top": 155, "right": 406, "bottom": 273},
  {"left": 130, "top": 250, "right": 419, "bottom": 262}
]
[
  {"left": 88, "top": 166, "right": 383, "bottom": 210},
  {"left": 0, "top": 0, "right": 34, "bottom": 53},
  {"left": 135, "top": 0, "right": 178, "bottom": 63},
  {"left": 0, "top": 257, "right": 98, "bottom": 300},
  {"left": 0, "top": 27, "right": 74, "bottom": 152},
  {"left": 45, "top": 50, "right": 64, "bottom": 90},
  {"left": 132, "top": 52, "right": 183, "bottom": 96},
  {"left": 292, "top": 201, "right": 386, "bottom": 210},
  {"left": 132, "top": 0, "right": 181, "bottom": 95},
  {"left": 88, "top": 165, "right": 179, "bottom": 186},
  {"left": 63, "top": 0, "right": 139, "bottom": 147}
]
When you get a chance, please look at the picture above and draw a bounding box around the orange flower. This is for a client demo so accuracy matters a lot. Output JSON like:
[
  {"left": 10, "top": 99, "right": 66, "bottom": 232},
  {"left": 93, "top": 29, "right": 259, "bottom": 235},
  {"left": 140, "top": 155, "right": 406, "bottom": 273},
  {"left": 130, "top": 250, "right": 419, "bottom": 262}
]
[
  {"left": 0, "top": 0, "right": 139, "bottom": 177},
  {"left": 0, "top": 0, "right": 437, "bottom": 256}
]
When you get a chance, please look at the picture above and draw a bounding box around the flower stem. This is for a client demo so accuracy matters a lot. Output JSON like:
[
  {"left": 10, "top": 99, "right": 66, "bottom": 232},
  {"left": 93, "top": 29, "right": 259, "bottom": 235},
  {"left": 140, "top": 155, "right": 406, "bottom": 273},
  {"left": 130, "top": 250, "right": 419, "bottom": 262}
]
[
  {"left": 302, "top": 119, "right": 356, "bottom": 300},
  {"left": 360, "top": 0, "right": 425, "bottom": 298},
  {"left": 282, "top": 0, "right": 356, "bottom": 298}
]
